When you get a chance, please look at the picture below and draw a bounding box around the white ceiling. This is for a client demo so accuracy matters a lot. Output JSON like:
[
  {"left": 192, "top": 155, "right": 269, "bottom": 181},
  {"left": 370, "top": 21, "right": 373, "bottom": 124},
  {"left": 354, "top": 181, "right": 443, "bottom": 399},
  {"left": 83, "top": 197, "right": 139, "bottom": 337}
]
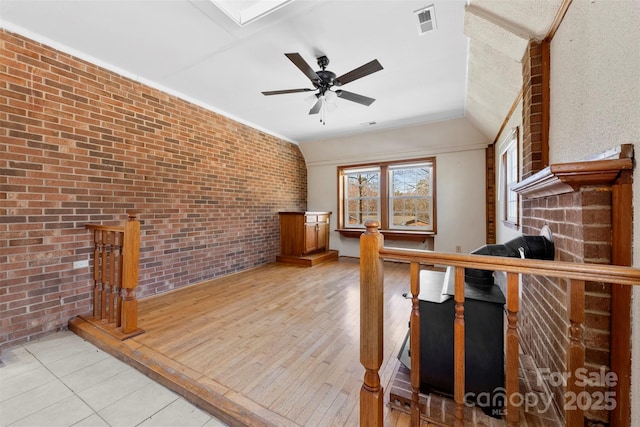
[{"left": 0, "top": 0, "right": 563, "bottom": 144}]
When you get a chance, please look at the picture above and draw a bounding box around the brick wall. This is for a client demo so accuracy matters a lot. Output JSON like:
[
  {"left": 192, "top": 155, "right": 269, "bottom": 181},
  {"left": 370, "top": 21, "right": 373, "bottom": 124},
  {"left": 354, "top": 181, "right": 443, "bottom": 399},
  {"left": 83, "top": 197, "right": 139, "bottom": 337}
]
[
  {"left": 520, "top": 189, "right": 613, "bottom": 423},
  {"left": 485, "top": 144, "right": 496, "bottom": 244},
  {"left": 519, "top": 40, "right": 614, "bottom": 425},
  {"left": 521, "top": 39, "right": 548, "bottom": 179},
  {"left": 0, "top": 30, "right": 308, "bottom": 350}
]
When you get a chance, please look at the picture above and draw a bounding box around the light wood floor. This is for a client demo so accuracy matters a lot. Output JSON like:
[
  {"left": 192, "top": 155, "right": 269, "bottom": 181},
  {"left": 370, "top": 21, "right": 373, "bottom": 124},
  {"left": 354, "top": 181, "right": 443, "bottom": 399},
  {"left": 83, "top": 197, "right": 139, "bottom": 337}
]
[{"left": 70, "top": 257, "right": 561, "bottom": 427}]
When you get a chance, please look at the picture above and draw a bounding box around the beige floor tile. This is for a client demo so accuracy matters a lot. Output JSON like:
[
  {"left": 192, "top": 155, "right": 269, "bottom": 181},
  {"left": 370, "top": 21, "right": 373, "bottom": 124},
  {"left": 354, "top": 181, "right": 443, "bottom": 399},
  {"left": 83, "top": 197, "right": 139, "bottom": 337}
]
[
  {"left": 137, "top": 398, "right": 214, "bottom": 427},
  {"left": 24, "top": 332, "right": 96, "bottom": 365},
  {"left": 202, "top": 417, "right": 229, "bottom": 427},
  {"left": 60, "top": 356, "right": 131, "bottom": 393},
  {"left": 77, "top": 369, "right": 152, "bottom": 412},
  {"left": 0, "top": 380, "right": 73, "bottom": 425},
  {"left": 9, "top": 395, "right": 94, "bottom": 427},
  {"left": 0, "top": 365, "right": 57, "bottom": 402},
  {"left": 0, "top": 347, "right": 41, "bottom": 381},
  {"left": 46, "top": 347, "right": 110, "bottom": 378},
  {"left": 0, "top": 331, "right": 228, "bottom": 427},
  {"left": 98, "top": 382, "right": 179, "bottom": 427},
  {"left": 70, "top": 413, "right": 110, "bottom": 427}
]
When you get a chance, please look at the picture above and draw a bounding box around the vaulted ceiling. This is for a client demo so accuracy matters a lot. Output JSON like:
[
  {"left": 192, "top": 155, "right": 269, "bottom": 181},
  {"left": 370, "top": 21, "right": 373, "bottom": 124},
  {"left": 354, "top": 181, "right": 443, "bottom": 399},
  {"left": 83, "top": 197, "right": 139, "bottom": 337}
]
[{"left": 0, "top": 0, "right": 564, "bottom": 144}]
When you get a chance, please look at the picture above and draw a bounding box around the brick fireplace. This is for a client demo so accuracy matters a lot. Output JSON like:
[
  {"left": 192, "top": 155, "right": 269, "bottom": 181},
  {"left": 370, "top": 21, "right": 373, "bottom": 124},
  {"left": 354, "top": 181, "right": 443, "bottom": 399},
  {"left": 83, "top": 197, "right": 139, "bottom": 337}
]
[
  {"left": 513, "top": 155, "right": 632, "bottom": 424},
  {"left": 505, "top": 37, "right": 634, "bottom": 426}
]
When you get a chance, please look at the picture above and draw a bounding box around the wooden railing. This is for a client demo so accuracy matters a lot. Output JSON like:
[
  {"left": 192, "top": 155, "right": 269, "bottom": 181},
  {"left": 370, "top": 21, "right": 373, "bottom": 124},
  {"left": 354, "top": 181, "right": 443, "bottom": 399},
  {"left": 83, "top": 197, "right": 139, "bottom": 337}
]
[
  {"left": 359, "top": 221, "right": 640, "bottom": 427},
  {"left": 82, "top": 212, "right": 144, "bottom": 340}
]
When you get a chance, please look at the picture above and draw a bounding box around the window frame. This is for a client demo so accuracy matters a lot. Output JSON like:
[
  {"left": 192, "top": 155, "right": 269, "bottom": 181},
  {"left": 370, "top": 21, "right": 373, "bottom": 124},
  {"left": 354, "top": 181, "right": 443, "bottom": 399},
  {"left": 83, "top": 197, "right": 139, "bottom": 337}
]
[
  {"left": 342, "top": 166, "right": 381, "bottom": 229},
  {"left": 337, "top": 157, "right": 437, "bottom": 237},
  {"left": 499, "top": 127, "right": 520, "bottom": 228}
]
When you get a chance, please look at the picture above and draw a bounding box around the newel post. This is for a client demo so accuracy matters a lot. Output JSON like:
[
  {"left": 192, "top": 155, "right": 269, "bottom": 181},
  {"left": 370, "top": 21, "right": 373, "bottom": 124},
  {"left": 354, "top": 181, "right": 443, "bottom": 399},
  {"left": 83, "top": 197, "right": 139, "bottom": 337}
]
[
  {"left": 360, "top": 220, "right": 384, "bottom": 427},
  {"left": 121, "top": 211, "right": 141, "bottom": 334}
]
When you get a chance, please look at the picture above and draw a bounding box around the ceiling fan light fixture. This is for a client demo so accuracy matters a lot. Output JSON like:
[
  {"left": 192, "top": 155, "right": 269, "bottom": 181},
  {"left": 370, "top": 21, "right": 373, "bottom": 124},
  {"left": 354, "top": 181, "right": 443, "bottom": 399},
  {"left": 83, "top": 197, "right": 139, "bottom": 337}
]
[
  {"left": 305, "top": 93, "right": 318, "bottom": 105},
  {"left": 324, "top": 90, "right": 337, "bottom": 103}
]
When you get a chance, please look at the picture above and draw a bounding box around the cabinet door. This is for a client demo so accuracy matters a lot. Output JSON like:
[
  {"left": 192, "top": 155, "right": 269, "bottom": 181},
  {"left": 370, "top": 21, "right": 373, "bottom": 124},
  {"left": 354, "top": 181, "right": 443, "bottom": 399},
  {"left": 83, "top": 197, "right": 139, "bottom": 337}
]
[
  {"left": 304, "top": 222, "right": 317, "bottom": 254},
  {"left": 316, "top": 221, "right": 328, "bottom": 251}
]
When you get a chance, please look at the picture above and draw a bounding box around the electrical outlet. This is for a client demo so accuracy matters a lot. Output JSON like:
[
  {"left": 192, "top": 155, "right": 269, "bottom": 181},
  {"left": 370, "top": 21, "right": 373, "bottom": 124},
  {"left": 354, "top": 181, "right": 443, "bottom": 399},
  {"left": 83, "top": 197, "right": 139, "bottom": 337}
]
[{"left": 73, "top": 260, "right": 89, "bottom": 269}]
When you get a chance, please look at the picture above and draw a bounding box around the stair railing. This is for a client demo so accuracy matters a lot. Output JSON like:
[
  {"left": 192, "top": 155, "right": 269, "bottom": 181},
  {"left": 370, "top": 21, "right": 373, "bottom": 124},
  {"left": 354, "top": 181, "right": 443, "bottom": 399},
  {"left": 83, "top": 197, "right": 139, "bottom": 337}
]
[
  {"left": 83, "top": 211, "right": 143, "bottom": 339},
  {"left": 359, "top": 220, "right": 640, "bottom": 427}
]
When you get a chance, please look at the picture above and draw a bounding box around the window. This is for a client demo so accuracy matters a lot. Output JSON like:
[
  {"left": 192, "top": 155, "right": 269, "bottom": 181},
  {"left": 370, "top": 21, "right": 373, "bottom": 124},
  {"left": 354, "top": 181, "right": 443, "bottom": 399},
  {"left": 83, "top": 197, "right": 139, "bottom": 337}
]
[
  {"left": 338, "top": 158, "right": 436, "bottom": 234},
  {"left": 389, "top": 164, "right": 433, "bottom": 230},
  {"left": 500, "top": 128, "right": 519, "bottom": 227},
  {"left": 343, "top": 167, "right": 380, "bottom": 227}
]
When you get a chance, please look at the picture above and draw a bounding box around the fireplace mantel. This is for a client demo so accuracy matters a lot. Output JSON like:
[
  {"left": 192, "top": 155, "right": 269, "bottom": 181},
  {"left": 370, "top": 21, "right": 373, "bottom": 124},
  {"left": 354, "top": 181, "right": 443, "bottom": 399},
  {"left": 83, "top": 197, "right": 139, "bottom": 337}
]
[{"left": 512, "top": 145, "right": 633, "bottom": 199}]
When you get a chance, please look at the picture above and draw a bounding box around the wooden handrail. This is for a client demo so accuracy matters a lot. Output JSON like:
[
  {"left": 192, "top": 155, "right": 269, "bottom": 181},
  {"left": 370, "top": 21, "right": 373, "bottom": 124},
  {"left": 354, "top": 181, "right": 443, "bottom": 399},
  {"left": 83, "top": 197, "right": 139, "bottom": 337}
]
[
  {"left": 81, "top": 211, "right": 143, "bottom": 340},
  {"left": 359, "top": 222, "right": 640, "bottom": 427},
  {"left": 86, "top": 224, "right": 125, "bottom": 232},
  {"left": 378, "top": 247, "right": 640, "bottom": 285}
]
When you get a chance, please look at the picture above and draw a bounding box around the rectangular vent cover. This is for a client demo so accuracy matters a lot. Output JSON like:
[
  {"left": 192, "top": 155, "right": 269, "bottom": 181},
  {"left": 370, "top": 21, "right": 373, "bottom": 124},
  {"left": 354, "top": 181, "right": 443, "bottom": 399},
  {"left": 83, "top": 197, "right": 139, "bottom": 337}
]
[{"left": 414, "top": 5, "right": 436, "bottom": 35}]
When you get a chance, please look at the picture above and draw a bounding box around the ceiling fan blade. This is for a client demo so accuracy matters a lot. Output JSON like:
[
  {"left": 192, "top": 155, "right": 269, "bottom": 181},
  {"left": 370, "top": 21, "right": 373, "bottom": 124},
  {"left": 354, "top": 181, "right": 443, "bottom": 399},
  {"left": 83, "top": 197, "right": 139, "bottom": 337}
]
[
  {"left": 262, "top": 88, "right": 313, "bottom": 96},
  {"left": 335, "top": 59, "right": 383, "bottom": 86},
  {"left": 336, "top": 90, "right": 376, "bottom": 106},
  {"left": 309, "top": 97, "right": 322, "bottom": 115},
  {"left": 285, "top": 53, "right": 320, "bottom": 83}
]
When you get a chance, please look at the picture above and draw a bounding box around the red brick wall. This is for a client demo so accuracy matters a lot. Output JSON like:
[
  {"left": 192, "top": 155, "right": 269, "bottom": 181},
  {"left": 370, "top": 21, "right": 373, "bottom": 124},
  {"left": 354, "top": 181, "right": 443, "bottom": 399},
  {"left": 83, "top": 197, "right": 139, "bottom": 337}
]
[
  {"left": 521, "top": 40, "right": 547, "bottom": 179},
  {"left": 518, "top": 38, "right": 614, "bottom": 424},
  {"left": 520, "top": 189, "right": 613, "bottom": 422},
  {"left": 485, "top": 144, "right": 496, "bottom": 244},
  {"left": 0, "top": 30, "right": 308, "bottom": 350}
]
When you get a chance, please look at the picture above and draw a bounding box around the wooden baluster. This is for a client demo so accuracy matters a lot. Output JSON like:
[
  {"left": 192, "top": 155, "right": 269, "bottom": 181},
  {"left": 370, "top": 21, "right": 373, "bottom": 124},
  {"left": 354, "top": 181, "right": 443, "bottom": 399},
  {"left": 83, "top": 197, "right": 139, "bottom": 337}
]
[
  {"left": 100, "top": 230, "right": 108, "bottom": 320},
  {"left": 108, "top": 231, "right": 117, "bottom": 324},
  {"left": 453, "top": 266, "right": 465, "bottom": 426},
  {"left": 566, "top": 279, "right": 585, "bottom": 426},
  {"left": 115, "top": 231, "right": 123, "bottom": 327},
  {"left": 92, "top": 229, "right": 101, "bottom": 318},
  {"left": 121, "top": 212, "right": 141, "bottom": 335},
  {"left": 505, "top": 272, "right": 520, "bottom": 427},
  {"left": 409, "top": 261, "right": 421, "bottom": 427},
  {"left": 359, "top": 220, "right": 384, "bottom": 427}
]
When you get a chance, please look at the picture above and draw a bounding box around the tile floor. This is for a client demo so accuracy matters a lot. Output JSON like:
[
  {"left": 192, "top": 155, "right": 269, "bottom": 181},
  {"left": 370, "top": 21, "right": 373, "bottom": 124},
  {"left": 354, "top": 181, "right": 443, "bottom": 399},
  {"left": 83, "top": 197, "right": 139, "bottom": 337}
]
[{"left": 0, "top": 330, "right": 227, "bottom": 427}]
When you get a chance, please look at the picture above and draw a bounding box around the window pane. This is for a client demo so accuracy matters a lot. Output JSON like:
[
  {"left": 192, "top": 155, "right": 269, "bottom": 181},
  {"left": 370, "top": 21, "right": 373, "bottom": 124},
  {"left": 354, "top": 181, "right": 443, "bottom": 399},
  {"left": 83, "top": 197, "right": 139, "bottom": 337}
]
[
  {"left": 344, "top": 170, "right": 380, "bottom": 227},
  {"left": 506, "top": 144, "right": 518, "bottom": 221},
  {"left": 389, "top": 164, "right": 433, "bottom": 230},
  {"left": 500, "top": 128, "right": 519, "bottom": 225}
]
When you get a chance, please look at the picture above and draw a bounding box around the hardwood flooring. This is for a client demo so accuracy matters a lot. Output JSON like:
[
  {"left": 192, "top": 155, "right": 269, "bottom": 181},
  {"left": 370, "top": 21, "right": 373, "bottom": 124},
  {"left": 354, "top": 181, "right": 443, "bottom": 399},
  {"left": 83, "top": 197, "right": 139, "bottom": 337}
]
[{"left": 69, "top": 257, "right": 561, "bottom": 427}]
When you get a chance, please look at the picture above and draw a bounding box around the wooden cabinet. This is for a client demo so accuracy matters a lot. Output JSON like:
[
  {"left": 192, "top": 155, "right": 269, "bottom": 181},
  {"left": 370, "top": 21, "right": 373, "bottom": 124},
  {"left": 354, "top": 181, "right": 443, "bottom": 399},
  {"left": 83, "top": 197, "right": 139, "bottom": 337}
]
[
  {"left": 304, "top": 213, "right": 330, "bottom": 254},
  {"left": 279, "top": 212, "right": 330, "bottom": 256},
  {"left": 277, "top": 212, "right": 337, "bottom": 266}
]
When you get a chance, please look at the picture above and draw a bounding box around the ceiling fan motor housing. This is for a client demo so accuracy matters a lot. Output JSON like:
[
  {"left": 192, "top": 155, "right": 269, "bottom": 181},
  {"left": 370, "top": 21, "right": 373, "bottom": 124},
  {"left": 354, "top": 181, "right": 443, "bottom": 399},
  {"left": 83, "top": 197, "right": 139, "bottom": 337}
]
[
  {"left": 315, "top": 56, "right": 337, "bottom": 93},
  {"left": 315, "top": 70, "right": 336, "bottom": 91}
]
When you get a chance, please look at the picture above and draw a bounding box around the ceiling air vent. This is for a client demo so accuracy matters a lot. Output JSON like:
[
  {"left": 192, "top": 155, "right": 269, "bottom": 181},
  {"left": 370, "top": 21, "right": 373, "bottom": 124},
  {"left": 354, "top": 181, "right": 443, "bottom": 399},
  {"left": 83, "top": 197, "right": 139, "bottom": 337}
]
[{"left": 414, "top": 5, "right": 436, "bottom": 35}]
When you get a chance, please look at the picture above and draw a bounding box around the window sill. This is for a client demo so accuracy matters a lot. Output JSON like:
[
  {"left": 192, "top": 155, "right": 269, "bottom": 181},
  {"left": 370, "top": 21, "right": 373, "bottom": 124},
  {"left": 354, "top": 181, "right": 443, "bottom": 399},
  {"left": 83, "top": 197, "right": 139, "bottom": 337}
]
[
  {"left": 501, "top": 220, "right": 520, "bottom": 230},
  {"left": 336, "top": 228, "right": 435, "bottom": 242}
]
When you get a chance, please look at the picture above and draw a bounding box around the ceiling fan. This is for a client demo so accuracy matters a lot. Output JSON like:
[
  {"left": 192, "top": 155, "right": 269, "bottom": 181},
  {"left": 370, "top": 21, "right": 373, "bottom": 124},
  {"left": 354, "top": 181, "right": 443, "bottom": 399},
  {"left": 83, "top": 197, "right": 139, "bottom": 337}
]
[{"left": 262, "top": 53, "right": 383, "bottom": 124}]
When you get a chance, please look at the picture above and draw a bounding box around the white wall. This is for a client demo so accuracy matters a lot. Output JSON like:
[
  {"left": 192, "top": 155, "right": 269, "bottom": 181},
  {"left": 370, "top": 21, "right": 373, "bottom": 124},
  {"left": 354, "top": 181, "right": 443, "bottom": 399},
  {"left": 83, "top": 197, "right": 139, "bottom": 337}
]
[
  {"left": 300, "top": 118, "right": 490, "bottom": 257},
  {"left": 548, "top": 1, "right": 640, "bottom": 424}
]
